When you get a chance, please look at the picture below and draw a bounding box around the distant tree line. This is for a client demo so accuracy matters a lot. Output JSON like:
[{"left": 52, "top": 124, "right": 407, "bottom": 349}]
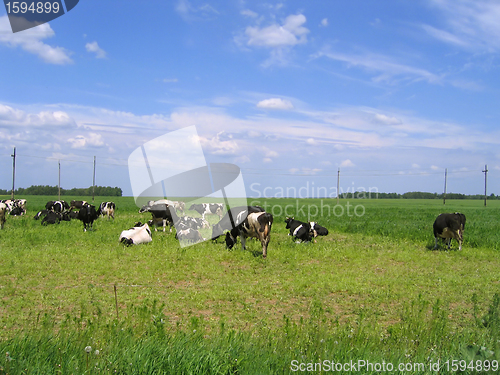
[
  {"left": 352, "top": 191, "right": 498, "bottom": 199},
  {"left": 0, "top": 185, "right": 122, "bottom": 196}
]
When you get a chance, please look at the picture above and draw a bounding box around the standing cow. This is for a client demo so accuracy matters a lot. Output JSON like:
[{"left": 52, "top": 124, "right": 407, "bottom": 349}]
[
  {"left": 97, "top": 202, "right": 116, "bottom": 220},
  {"left": 0, "top": 202, "right": 6, "bottom": 229},
  {"left": 433, "top": 212, "right": 466, "bottom": 250},
  {"left": 225, "top": 211, "right": 273, "bottom": 258},
  {"left": 77, "top": 204, "right": 98, "bottom": 232}
]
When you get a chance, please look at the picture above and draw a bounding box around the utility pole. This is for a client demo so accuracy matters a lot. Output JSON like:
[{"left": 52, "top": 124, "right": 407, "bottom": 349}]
[
  {"left": 92, "top": 156, "right": 96, "bottom": 203},
  {"left": 336, "top": 168, "right": 340, "bottom": 204},
  {"left": 483, "top": 164, "right": 488, "bottom": 207},
  {"left": 10, "top": 147, "right": 16, "bottom": 199},
  {"left": 58, "top": 160, "right": 61, "bottom": 200},
  {"left": 443, "top": 168, "right": 447, "bottom": 205}
]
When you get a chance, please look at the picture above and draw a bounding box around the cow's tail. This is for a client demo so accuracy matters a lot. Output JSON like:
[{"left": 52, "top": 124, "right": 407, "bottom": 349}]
[{"left": 259, "top": 212, "right": 273, "bottom": 237}]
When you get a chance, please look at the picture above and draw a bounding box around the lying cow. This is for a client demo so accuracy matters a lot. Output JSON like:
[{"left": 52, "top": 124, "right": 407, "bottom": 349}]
[
  {"left": 433, "top": 212, "right": 466, "bottom": 250},
  {"left": 310, "top": 222, "right": 329, "bottom": 238},
  {"left": 119, "top": 222, "right": 152, "bottom": 246},
  {"left": 46, "top": 200, "right": 70, "bottom": 212},
  {"left": 0, "top": 203, "right": 6, "bottom": 229},
  {"left": 175, "top": 228, "right": 205, "bottom": 244},
  {"left": 97, "top": 201, "right": 116, "bottom": 220},
  {"left": 225, "top": 211, "right": 273, "bottom": 258},
  {"left": 77, "top": 204, "right": 98, "bottom": 232},
  {"left": 41, "top": 211, "right": 71, "bottom": 225},
  {"left": 285, "top": 218, "right": 314, "bottom": 243},
  {"left": 189, "top": 203, "right": 224, "bottom": 220}
]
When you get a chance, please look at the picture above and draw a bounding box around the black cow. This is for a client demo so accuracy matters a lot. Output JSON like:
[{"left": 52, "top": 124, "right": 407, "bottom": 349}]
[
  {"left": 189, "top": 203, "right": 224, "bottom": 220},
  {"left": 225, "top": 211, "right": 273, "bottom": 258},
  {"left": 433, "top": 212, "right": 466, "bottom": 250},
  {"left": 34, "top": 209, "right": 49, "bottom": 220},
  {"left": 211, "top": 206, "right": 264, "bottom": 240},
  {"left": 77, "top": 204, "right": 98, "bottom": 232},
  {"left": 41, "top": 211, "right": 70, "bottom": 225},
  {"left": 285, "top": 218, "right": 314, "bottom": 243}
]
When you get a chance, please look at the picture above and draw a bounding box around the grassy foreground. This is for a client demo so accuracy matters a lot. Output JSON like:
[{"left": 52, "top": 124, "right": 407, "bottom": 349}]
[{"left": 0, "top": 196, "right": 500, "bottom": 374}]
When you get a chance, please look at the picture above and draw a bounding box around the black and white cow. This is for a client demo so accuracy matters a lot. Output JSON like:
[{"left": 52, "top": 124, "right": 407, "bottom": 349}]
[
  {"left": 177, "top": 216, "right": 209, "bottom": 231},
  {"left": 77, "top": 204, "right": 98, "bottom": 232},
  {"left": 433, "top": 212, "right": 466, "bottom": 250},
  {"left": 225, "top": 211, "right": 274, "bottom": 258},
  {"left": 211, "top": 206, "right": 264, "bottom": 240},
  {"left": 285, "top": 218, "right": 314, "bottom": 243},
  {"left": 175, "top": 228, "right": 205, "bottom": 244},
  {"left": 309, "top": 222, "right": 329, "bottom": 238},
  {"left": 146, "top": 203, "right": 180, "bottom": 232},
  {"left": 46, "top": 200, "right": 70, "bottom": 212},
  {"left": 0, "top": 202, "right": 6, "bottom": 229},
  {"left": 97, "top": 201, "right": 116, "bottom": 220},
  {"left": 138, "top": 199, "right": 174, "bottom": 213},
  {"left": 189, "top": 203, "right": 224, "bottom": 220},
  {"left": 119, "top": 222, "right": 152, "bottom": 246},
  {"left": 69, "top": 200, "right": 88, "bottom": 212},
  {"left": 2, "top": 199, "right": 26, "bottom": 216}
]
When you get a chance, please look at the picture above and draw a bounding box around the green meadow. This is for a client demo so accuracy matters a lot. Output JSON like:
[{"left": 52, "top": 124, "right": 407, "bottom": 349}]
[{"left": 0, "top": 196, "right": 499, "bottom": 374}]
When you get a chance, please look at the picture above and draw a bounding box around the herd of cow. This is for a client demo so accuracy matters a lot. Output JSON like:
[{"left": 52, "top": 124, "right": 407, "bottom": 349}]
[{"left": 0, "top": 198, "right": 467, "bottom": 257}]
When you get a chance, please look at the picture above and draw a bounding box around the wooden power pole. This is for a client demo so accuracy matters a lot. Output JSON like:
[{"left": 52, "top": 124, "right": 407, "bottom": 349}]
[
  {"left": 11, "top": 147, "right": 16, "bottom": 199},
  {"left": 483, "top": 164, "right": 488, "bottom": 207},
  {"left": 443, "top": 168, "right": 447, "bottom": 205}
]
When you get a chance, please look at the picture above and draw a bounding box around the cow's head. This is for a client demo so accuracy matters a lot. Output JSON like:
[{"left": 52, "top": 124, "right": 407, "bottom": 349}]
[
  {"left": 225, "top": 232, "right": 237, "bottom": 249},
  {"left": 285, "top": 217, "right": 294, "bottom": 229}
]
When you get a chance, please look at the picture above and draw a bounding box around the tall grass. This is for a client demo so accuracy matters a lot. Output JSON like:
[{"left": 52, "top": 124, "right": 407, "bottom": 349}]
[{"left": 1, "top": 196, "right": 500, "bottom": 373}]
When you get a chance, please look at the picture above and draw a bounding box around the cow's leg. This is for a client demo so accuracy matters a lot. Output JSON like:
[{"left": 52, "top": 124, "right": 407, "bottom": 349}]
[
  {"left": 163, "top": 219, "right": 166, "bottom": 232},
  {"left": 434, "top": 237, "right": 439, "bottom": 249},
  {"left": 240, "top": 234, "right": 246, "bottom": 250}
]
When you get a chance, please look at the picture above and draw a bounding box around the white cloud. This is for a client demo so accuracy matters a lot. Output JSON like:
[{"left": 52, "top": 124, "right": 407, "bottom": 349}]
[
  {"left": 320, "top": 18, "right": 328, "bottom": 27},
  {"left": 245, "top": 14, "right": 309, "bottom": 48},
  {"left": 0, "top": 16, "right": 73, "bottom": 64},
  {"left": 340, "top": 159, "right": 355, "bottom": 168},
  {"left": 257, "top": 98, "right": 294, "bottom": 110},
  {"left": 68, "top": 133, "right": 104, "bottom": 149},
  {"left": 241, "top": 9, "right": 258, "bottom": 18},
  {"left": 85, "top": 41, "right": 107, "bottom": 59},
  {"left": 315, "top": 49, "right": 441, "bottom": 85},
  {"left": 198, "top": 131, "right": 239, "bottom": 155}
]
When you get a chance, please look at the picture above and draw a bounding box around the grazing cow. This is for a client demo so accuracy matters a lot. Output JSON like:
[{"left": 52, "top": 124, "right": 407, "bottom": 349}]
[
  {"left": 2, "top": 199, "right": 26, "bottom": 216},
  {"left": 211, "top": 205, "right": 264, "bottom": 240},
  {"left": 146, "top": 203, "right": 180, "bottom": 232},
  {"left": 433, "top": 212, "right": 466, "bottom": 250},
  {"left": 171, "top": 201, "right": 186, "bottom": 214},
  {"left": 309, "top": 222, "right": 329, "bottom": 238},
  {"left": 119, "top": 222, "right": 152, "bottom": 246},
  {"left": 77, "top": 204, "right": 98, "bottom": 232},
  {"left": 189, "top": 203, "right": 224, "bottom": 220},
  {"left": 97, "top": 201, "right": 116, "bottom": 220},
  {"left": 225, "top": 211, "right": 273, "bottom": 258},
  {"left": 176, "top": 228, "right": 205, "bottom": 243},
  {"left": 69, "top": 200, "right": 88, "bottom": 211},
  {"left": 285, "top": 218, "right": 314, "bottom": 243},
  {"left": 46, "top": 200, "right": 69, "bottom": 212},
  {"left": 177, "top": 216, "right": 210, "bottom": 231},
  {"left": 0, "top": 203, "right": 6, "bottom": 229}
]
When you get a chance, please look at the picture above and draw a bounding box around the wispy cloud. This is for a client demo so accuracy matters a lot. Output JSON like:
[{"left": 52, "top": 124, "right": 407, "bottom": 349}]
[
  {"left": 424, "top": 0, "right": 500, "bottom": 52},
  {"left": 85, "top": 41, "right": 107, "bottom": 59},
  {"left": 0, "top": 16, "right": 72, "bottom": 64}
]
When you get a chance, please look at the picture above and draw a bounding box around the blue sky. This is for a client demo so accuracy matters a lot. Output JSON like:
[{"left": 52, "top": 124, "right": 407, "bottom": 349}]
[{"left": 0, "top": 0, "right": 499, "bottom": 197}]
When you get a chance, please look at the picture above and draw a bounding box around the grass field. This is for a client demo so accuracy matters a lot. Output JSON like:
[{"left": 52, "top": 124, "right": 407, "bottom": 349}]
[{"left": 0, "top": 196, "right": 499, "bottom": 374}]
